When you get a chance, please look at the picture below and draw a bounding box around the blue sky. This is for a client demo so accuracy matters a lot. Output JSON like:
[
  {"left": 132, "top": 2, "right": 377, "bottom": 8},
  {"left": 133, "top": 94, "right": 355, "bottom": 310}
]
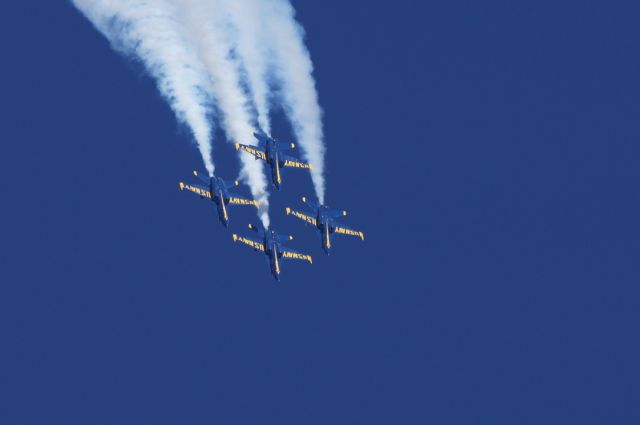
[{"left": 0, "top": 1, "right": 638, "bottom": 424}]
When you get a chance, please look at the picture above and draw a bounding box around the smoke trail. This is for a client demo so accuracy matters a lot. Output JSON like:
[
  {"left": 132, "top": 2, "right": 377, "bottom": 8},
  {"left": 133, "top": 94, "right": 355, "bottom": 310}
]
[
  {"left": 178, "top": 0, "right": 271, "bottom": 227},
  {"left": 73, "top": 0, "right": 327, "bottom": 223},
  {"left": 263, "top": 0, "right": 326, "bottom": 203},
  {"left": 71, "top": 0, "right": 216, "bottom": 175},
  {"left": 221, "top": 0, "right": 274, "bottom": 136}
]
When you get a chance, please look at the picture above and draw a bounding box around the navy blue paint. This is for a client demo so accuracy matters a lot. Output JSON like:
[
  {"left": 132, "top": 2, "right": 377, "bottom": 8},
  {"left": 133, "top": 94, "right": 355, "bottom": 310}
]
[
  {"left": 0, "top": 1, "right": 638, "bottom": 424},
  {"left": 286, "top": 197, "right": 358, "bottom": 255},
  {"left": 183, "top": 171, "right": 252, "bottom": 228},
  {"left": 236, "top": 130, "right": 309, "bottom": 190}
]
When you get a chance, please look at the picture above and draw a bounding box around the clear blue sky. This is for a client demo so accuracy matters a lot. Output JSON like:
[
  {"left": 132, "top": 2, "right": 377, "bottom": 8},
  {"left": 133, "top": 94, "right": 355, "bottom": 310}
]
[{"left": 0, "top": 1, "right": 638, "bottom": 424}]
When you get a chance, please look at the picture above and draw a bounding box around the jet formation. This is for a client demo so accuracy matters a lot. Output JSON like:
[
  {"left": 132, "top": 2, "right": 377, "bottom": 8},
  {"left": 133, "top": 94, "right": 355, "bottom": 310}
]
[{"left": 179, "top": 131, "right": 364, "bottom": 280}]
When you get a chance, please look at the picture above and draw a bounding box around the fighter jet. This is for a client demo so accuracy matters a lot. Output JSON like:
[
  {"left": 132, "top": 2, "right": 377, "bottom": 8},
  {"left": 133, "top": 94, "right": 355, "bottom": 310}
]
[
  {"left": 285, "top": 196, "right": 364, "bottom": 255},
  {"left": 232, "top": 224, "right": 313, "bottom": 281},
  {"left": 178, "top": 170, "right": 258, "bottom": 227},
  {"left": 235, "top": 131, "right": 312, "bottom": 190}
]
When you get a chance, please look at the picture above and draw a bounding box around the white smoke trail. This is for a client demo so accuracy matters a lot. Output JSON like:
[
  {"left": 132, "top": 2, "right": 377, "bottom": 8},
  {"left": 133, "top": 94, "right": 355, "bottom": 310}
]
[
  {"left": 71, "top": 0, "right": 216, "bottom": 176},
  {"left": 262, "top": 0, "right": 326, "bottom": 203},
  {"left": 177, "top": 0, "right": 271, "bottom": 227},
  {"left": 220, "top": 0, "right": 274, "bottom": 136},
  {"left": 73, "top": 0, "right": 327, "bottom": 223}
]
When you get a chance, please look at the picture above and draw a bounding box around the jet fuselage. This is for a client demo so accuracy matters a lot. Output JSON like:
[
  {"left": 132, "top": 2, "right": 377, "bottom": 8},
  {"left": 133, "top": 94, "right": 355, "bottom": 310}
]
[
  {"left": 315, "top": 206, "right": 334, "bottom": 255},
  {"left": 207, "top": 176, "right": 231, "bottom": 227},
  {"left": 262, "top": 230, "right": 283, "bottom": 281},
  {"left": 264, "top": 137, "right": 282, "bottom": 190}
]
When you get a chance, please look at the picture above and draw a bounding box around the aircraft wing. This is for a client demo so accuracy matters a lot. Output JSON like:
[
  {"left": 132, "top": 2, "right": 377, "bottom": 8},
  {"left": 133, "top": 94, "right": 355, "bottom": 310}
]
[
  {"left": 227, "top": 194, "right": 259, "bottom": 208},
  {"left": 285, "top": 207, "right": 317, "bottom": 226},
  {"left": 280, "top": 247, "right": 313, "bottom": 264},
  {"left": 235, "top": 143, "right": 266, "bottom": 161},
  {"left": 178, "top": 182, "right": 212, "bottom": 199},
  {"left": 281, "top": 154, "right": 312, "bottom": 170},
  {"left": 331, "top": 221, "right": 365, "bottom": 240},
  {"left": 232, "top": 234, "right": 265, "bottom": 252}
]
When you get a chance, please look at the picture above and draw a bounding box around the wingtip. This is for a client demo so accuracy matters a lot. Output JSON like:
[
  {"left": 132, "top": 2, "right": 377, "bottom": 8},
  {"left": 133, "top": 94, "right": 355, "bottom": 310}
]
[
  {"left": 178, "top": 182, "right": 185, "bottom": 190},
  {"left": 232, "top": 234, "right": 238, "bottom": 241},
  {"left": 193, "top": 170, "right": 198, "bottom": 176},
  {"left": 285, "top": 207, "right": 291, "bottom": 215}
]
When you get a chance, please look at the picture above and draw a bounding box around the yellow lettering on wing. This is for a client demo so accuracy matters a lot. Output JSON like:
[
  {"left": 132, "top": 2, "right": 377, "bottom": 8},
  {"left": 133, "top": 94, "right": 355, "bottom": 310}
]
[
  {"left": 229, "top": 197, "right": 258, "bottom": 207},
  {"left": 334, "top": 227, "right": 364, "bottom": 240},
  {"left": 290, "top": 210, "right": 316, "bottom": 225},
  {"left": 282, "top": 251, "right": 313, "bottom": 264},
  {"left": 283, "top": 160, "right": 312, "bottom": 169},
  {"left": 240, "top": 145, "right": 266, "bottom": 160},
  {"left": 183, "top": 184, "right": 211, "bottom": 198},
  {"left": 237, "top": 236, "right": 265, "bottom": 251}
]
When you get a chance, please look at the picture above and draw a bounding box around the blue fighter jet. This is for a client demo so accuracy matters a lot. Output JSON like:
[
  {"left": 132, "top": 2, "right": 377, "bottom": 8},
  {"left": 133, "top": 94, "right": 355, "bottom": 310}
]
[
  {"left": 235, "top": 131, "right": 312, "bottom": 190},
  {"left": 179, "top": 170, "right": 258, "bottom": 227},
  {"left": 232, "top": 224, "right": 313, "bottom": 281},
  {"left": 286, "top": 196, "right": 364, "bottom": 255}
]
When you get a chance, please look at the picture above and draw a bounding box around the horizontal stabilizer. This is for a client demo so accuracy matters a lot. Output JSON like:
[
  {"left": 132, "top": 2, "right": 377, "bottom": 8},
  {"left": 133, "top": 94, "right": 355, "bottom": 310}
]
[
  {"left": 224, "top": 179, "right": 239, "bottom": 190},
  {"left": 301, "top": 196, "right": 319, "bottom": 211},
  {"left": 192, "top": 170, "right": 210, "bottom": 184}
]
